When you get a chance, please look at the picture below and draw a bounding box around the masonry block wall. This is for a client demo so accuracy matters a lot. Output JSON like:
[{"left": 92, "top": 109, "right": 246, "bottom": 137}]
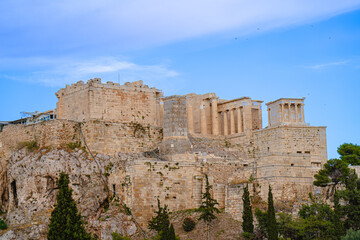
[
  {"left": 252, "top": 125, "right": 327, "bottom": 199},
  {"left": 1, "top": 78, "right": 329, "bottom": 224},
  {"left": 56, "top": 79, "right": 163, "bottom": 126}
]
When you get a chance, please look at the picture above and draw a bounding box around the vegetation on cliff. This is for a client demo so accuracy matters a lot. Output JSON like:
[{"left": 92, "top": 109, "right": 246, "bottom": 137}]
[
  {"left": 148, "top": 199, "right": 179, "bottom": 240},
  {"left": 0, "top": 219, "right": 7, "bottom": 230},
  {"left": 250, "top": 143, "right": 360, "bottom": 240},
  {"left": 197, "top": 174, "right": 220, "bottom": 240},
  {"left": 242, "top": 184, "right": 254, "bottom": 239},
  {"left": 47, "top": 172, "right": 93, "bottom": 240},
  {"left": 267, "top": 186, "right": 278, "bottom": 240}
]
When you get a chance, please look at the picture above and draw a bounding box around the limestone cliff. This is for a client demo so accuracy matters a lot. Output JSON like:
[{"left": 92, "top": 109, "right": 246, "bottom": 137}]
[{"left": 0, "top": 147, "right": 137, "bottom": 240}]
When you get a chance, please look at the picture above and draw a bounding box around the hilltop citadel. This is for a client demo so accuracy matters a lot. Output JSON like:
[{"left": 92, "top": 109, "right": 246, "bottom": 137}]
[{"left": 0, "top": 78, "right": 327, "bottom": 230}]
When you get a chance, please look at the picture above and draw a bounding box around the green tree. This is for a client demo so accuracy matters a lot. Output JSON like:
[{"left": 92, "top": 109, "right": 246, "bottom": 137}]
[
  {"left": 299, "top": 202, "right": 338, "bottom": 239},
  {"left": 47, "top": 173, "right": 93, "bottom": 240},
  {"left": 338, "top": 143, "right": 360, "bottom": 165},
  {"left": 314, "top": 158, "right": 350, "bottom": 199},
  {"left": 111, "top": 232, "right": 131, "bottom": 240},
  {"left": 314, "top": 158, "right": 350, "bottom": 187},
  {"left": 267, "top": 186, "right": 278, "bottom": 240},
  {"left": 339, "top": 169, "right": 360, "bottom": 230},
  {"left": 148, "top": 199, "right": 170, "bottom": 235},
  {"left": 197, "top": 174, "right": 220, "bottom": 240},
  {"left": 0, "top": 219, "right": 7, "bottom": 230},
  {"left": 242, "top": 184, "right": 254, "bottom": 238},
  {"left": 277, "top": 213, "right": 305, "bottom": 240},
  {"left": 254, "top": 208, "right": 268, "bottom": 239},
  {"left": 334, "top": 190, "right": 346, "bottom": 238},
  {"left": 341, "top": 229, "right": 360, "bottom": 240},
  {"left": 167, "top": 224, "right": 176, "bottom": 240}
]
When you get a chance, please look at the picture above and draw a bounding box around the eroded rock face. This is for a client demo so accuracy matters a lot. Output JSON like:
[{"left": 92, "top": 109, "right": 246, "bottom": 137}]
[{"left": 1, "top": 148, "right": 136, "bottom": 239}]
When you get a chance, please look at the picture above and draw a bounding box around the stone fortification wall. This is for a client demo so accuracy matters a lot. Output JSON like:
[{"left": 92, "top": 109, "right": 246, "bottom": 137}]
[
  {"left": 0, "top": 119, "right": 163, "bottom": 157},
  {"left": 56, "top": 79, "right": 163, "bottom": 126},
  {"left": 107, "top": 157, "right": 255, "bottom": 225},
  {"left": 81, "top": 120, "right": 162, "bottom": 155},
  {"left": 252, "top": 125, "right": 327, "bottom": 200},
  {"left": 0, "top": 120, "right": 79, "bottom": 160}
]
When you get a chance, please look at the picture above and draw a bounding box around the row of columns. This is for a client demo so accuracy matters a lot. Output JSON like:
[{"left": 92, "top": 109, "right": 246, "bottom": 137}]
[
  {"left": 280, "top": 103, "right": 305, "bottom": 123},
  {"left": 268, "top": 103, "right": 305, "bottom": 126},
  {"left": 187, "top": 98, "right": 246, "bottom": 136},
  {"left": 219, "top": 107, "right": 243, "bottom": 136}
]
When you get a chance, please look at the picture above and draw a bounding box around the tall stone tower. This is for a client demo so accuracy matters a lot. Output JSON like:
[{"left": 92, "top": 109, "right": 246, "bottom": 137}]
[{"left": 159, "top": 95, "right": 192, "bottom": 160}]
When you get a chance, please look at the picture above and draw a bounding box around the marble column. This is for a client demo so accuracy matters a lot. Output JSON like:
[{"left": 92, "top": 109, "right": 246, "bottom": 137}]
[
  {"left": 160, "top": 98, "right": 164, "bottom": 126},
  {"left": 223, "top": 110, "right": 228, "bottom": 136},
  {"left": 230, "top": 108, "right": 235, "bottom": 134},
  {"left": 211, "top": 98, "right": 219, "bottom": 135},
  {"left": 295, "top": 104, "right": 298, "bottom": 122},
  {"left": 200, "top": 101, "right": 207, "bottom": 134},
  {"left": 237, "top": 107, "right": 242, "bottom": 133},
  {"left": 288, "top": 103, "right": 291, "bottom": 122},
  {"left": 281, "top": 103, "right": 284, "bottom": 122},
  {"left": 187, "top": 100, "right": 194, "bottom": 133},
  {"left": 268, "top": 108, "right": 271, "bottom": 127},
  {"left": 301, "top": 104, "right": 305, "bottom": 123}
]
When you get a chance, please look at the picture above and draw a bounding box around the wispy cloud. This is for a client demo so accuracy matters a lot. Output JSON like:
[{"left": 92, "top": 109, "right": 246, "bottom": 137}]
[
  {"left": 0, "top": 57, "right": 179, "bottom": 87},
  {"left": 304, "top": 60, "right": 349, "bottom": 70},
  {"left": 1, "top": 1, "right": 360, "bottom": 52}
]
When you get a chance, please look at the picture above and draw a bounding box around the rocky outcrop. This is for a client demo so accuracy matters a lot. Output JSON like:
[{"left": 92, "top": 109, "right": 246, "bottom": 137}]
[{"left": 0, "top": 148, "right": 137, "bottom": 239}]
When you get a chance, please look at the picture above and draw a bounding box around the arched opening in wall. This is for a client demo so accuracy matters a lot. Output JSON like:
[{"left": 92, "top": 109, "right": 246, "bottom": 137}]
[{"left": 11, "top": 180, "right": 18, "bottom": 207}]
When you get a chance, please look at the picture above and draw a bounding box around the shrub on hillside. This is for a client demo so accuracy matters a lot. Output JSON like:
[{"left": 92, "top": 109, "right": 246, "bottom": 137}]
[
  {"left": 17, "top": 140, "right": 38, "bottom": 151},
  {"left": 0, "top": 219, "right": 8, "bottom": 230},
  {"left": 66, "top": 141, "right": 81, "bottom": 150},
  {"left": 182, "top": 217, "right": 196, "bottom": 232}
]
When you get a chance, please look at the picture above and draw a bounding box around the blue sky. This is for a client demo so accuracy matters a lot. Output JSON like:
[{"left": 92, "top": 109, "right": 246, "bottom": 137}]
[{"left": 0, "top": 0, "right": 360, "bottom": 158}]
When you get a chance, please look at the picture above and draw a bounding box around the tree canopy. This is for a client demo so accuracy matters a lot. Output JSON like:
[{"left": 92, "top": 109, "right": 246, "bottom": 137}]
[
  {"left": 338, "top": 143, "right": 360, "bottom": 166},
  {"left": 47, "top": 172, "right": 93, "bottom": 240}
]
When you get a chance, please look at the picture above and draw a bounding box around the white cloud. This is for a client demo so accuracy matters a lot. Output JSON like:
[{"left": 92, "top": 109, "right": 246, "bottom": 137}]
[
  {"left": 0, "top": 1, "right": 359, "bottom": 49},
  {"left": 0, "top": 57, "right": 179, "bottom": 87},
  {"left": 305, "top": 60, "right": 349, "bottom": 70}
]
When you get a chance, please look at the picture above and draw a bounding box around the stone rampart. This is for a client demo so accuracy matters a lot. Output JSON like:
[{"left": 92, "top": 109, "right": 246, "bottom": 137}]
[
  {"left": 56, "top": 79, "right": 163, "bottom": 126},
  {"left": 0, "top": 119, "right": 163, "bottom": 157}
]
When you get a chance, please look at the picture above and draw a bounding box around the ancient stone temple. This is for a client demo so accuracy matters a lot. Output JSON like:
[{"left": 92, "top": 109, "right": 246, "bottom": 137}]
[{"left": 0, "top": 78, "right": 327, "bottom": 227}]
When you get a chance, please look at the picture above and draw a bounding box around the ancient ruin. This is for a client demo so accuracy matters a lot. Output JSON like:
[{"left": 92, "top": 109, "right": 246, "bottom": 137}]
[{"left": 0, "top": 78, "right": 327, "bottom": 238}]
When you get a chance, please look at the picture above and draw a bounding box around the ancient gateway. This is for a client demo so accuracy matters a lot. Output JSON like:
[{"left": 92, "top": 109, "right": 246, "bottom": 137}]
[{"left": 0, "top": 78, "right": 327, "bottom": 226}]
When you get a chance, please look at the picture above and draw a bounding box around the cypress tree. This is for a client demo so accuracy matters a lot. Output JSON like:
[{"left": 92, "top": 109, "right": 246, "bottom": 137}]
[
  {"left": 242, "top": 184, "right": 254, "bottom": 236},
  {"left": 47, "top": 172, "right": 92, "bottom": 240},
  {"left": 198, "top": 174, "right": 220, "bottom": 240},
  {"left": 267, "top": 185, "right": 278, "bottom": 240},
  {"left": 167, "top": 224, "right": 176, "bottom": 240}
]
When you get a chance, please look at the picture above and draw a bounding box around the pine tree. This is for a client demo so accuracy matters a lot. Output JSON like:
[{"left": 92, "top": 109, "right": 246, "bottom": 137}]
[
  {"left": 242, "top": 184, "right": 254, "bottom": 237},
  {"left": 267, "top": 185, "right": 278, "bottom": 240},
  {"left": 47, "top": 172, "right": 92, "bottom": 240},
  {"left": 148, "top": 199, "right": 170, "bottom": 234},
  {"left": 198, "top": 174, "right": 220, "bottom": 240}
]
